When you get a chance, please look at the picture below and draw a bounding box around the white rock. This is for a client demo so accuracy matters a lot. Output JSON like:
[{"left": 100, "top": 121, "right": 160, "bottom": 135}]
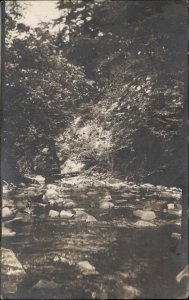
[
  {"left": 60, "top": 210, "right": 74, "bottom": 219},
  {"left": 77, "top": 261, "right": 96, "bottom": 271},
  {"left": 167, "top": 203, "right": 175, "bottom": 210},
  {"left": 49, "top": 210, "right": 59, "bottom": 218},
  {"left": 171, "top": 232, "right": 181, "bottom": 240},
  {"left": 133, "top": 210, "right": 156, "bottom": 220}
]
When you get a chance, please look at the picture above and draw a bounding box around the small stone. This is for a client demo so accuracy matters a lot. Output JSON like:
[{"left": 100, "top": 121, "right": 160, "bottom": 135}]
[
  {"left": 60, "top": 210, "right": 74, "bottom": 219},
  {"left": 2, "top": 207, "right": 13, "bottom": 218},
  {"left": 133, "top": 210, "right": 156, "bottom": 220},
  {"left": 49, "top": 210, "right": 59, "bottom": 218},
  {"left": 99, "top": 202, "right": 114, "bottom": 209}
]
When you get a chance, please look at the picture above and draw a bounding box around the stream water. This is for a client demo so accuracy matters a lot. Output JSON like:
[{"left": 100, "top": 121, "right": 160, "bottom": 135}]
[{"left": 2, "top": 178, "right": 186, "bottom": 299}]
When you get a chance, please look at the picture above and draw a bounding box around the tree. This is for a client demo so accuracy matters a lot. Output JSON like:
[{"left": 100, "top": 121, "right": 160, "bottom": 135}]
[{"left": 3, "top": 1, "right": 95, "bottom": 181}]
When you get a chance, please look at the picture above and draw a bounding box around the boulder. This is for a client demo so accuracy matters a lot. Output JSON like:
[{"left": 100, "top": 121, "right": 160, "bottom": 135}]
[
  {"left": 49, "top": 210, "right": 59, "bottom": 218},
  {"left": 133, "top": 210, "right": 156, "bottom": 221}
]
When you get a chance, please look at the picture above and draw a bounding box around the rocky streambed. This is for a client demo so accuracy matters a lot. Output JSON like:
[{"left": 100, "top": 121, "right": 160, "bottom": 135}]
[{"left": 1, "top": 175, "right": 187, "bottom": 299}]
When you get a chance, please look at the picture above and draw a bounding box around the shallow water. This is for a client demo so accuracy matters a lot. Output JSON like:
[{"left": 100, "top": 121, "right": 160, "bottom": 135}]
[{"left": 2, "top": 182, "right": 185, "bottom": 299}]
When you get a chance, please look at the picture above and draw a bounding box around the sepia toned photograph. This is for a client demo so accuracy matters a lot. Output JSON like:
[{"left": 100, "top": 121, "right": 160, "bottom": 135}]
[{"left": 1, "top": 0, "right": 188, "bottom": 299}]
